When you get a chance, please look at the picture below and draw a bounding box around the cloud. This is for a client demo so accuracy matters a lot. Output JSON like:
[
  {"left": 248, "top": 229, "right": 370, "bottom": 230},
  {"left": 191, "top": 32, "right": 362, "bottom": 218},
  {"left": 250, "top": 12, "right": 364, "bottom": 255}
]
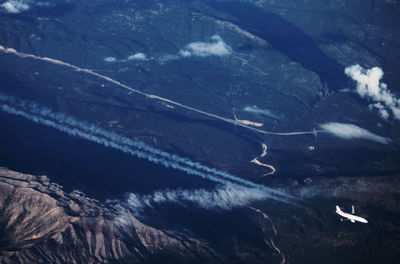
[
  {"left": 345, "top": 65, "right": 400, "bottom": 121},
  {"left": 320, "top": 122, "right": 391, "bottom": 144},
  {"left": 370, "top": 102, "right": 389, "bottom": 120},
  {"left": 104, "top": 53, "right": 148, "bottom": 63},
  {"left": 104, "top": 56, "right": 117, "bottom": 62},
  {"left": 243, "top": 106, "right": 280, "bottom": 119},
  {"left": 110, "top": 183, "right": 272, "bottom": 212},
  {"left": 179, "top": 35, "right": 232, "bottom": 57},
  {"left": 104, "top": 35, "right": 231, "bottom": 64},
  {"left": 1, "top": 0, "right": 30, "bottom": 13},
  {"left": 127, "top": 53, "right": 147, "bottom": 61},
  {"left": 159, "top": 54, "right": 180, "bottom": 62}
]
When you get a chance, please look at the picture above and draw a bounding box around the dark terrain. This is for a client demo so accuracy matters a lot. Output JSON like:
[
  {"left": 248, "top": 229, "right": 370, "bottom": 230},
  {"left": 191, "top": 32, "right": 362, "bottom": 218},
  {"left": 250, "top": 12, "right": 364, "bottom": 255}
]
[{"left": 0, "top": 0, "right": 400, "bottom": 263}]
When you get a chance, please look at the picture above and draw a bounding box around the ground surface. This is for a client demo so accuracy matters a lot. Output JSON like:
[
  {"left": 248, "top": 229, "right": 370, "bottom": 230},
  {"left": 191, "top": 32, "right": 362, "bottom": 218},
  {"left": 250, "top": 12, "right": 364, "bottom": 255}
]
[{"left": 0, "top": 0, "right": 399, "bottom": 263}]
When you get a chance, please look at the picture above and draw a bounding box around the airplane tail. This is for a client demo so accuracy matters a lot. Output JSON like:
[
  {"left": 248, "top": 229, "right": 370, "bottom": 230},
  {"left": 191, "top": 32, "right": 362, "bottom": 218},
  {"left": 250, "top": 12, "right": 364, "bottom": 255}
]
[{"left": 336, "top": 206, "right": 341, "bottom": 213}]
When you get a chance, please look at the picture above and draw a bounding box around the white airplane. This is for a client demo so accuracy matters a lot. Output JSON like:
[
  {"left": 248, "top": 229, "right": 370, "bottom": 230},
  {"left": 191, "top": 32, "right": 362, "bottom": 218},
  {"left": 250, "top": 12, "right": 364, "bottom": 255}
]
[
  {"left": 336, "top": 205, "right": 368, "bottom": 224},
  {"left": 313, "top": 128, "right": 318, "bottom": 138}
]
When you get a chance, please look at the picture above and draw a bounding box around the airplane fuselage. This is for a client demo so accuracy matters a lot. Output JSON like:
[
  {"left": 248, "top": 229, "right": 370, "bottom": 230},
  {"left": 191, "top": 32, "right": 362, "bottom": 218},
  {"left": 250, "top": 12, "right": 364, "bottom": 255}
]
[{"left": 336, "top": 206, "right": 368, "bottom": 223}]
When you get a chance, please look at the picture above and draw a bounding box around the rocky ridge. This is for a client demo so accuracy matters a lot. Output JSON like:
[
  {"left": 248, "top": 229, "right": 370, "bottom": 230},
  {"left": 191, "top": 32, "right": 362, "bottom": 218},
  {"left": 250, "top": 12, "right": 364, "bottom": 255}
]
[{"left": 0, "top": 168, "right": 221, "bottom": 264}]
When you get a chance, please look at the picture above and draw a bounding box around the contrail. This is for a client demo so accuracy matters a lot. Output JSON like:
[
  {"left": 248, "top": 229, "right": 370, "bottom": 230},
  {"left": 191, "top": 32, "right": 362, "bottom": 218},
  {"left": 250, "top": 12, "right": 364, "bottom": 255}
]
[
  {"left": 112, "top": 183, "right": 285, "bottom": 212},
  {"left": 0, "top": 45, "right": 319, "bottom": 136},
  {"left": 0, "top": 94, "right": 301, "bottom": 204}
]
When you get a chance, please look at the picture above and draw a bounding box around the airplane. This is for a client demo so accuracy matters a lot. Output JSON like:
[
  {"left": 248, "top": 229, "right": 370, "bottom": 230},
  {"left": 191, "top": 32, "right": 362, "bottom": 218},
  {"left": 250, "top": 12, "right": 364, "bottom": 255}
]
[
  {"left": 313, "top": 128, "right": 318, "bottom": 138},
  {"left": 233, "top": 110, "right": 238, "bottom": 131},
  {"left": 336, "top": 205, "right": 368, "bottom": 224}
]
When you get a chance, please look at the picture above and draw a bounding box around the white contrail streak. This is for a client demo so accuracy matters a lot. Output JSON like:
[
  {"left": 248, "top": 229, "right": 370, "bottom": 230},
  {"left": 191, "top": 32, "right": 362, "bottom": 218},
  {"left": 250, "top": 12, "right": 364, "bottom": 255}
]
[
  {"left": 112, "top": 184, "right": 282, "bottom": 212},
  {"left": 0, "top": 94, "right": 300, "bottom": 204},
  {"left": 0, "top": 45, "right": 318, "bottom": 136}
]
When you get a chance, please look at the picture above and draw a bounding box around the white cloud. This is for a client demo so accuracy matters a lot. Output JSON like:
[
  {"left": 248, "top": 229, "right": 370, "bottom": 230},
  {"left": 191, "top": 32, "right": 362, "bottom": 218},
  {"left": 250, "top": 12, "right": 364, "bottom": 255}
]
[
  {"left": 104, "top": 56, "right": 117, "bottom": 62},
  {"left": 243, "top": 106, "right": 280, "bottom": 119},
  {"left": 159, "top": 54, "right": 180, "bottom": 62},
  {"left": 320, "top": 122, "right": 391, "bottom": 145},
  {"left": 1, "top": 0, "right": 30, "bottom": 13},
  {"left": 369, "top": 102, "right": 389, "bottom": 120},
  {"left": 111, "top": 184, "right": 272, "bottom": 212},
  {"left": 345, "top": 65, "right": 400, "bottom": 121},
  {"left": 179, "top": 35, "right": 232, "bottom": 58},
  {"left": 104, "top": 53, "right": 148, "bottom": 63},
  {"left": 104, "top": 35, "right": 231, "bottom": 64},
  {"left": 127, "top": 53, "right": 147, "bottom": 61}
]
